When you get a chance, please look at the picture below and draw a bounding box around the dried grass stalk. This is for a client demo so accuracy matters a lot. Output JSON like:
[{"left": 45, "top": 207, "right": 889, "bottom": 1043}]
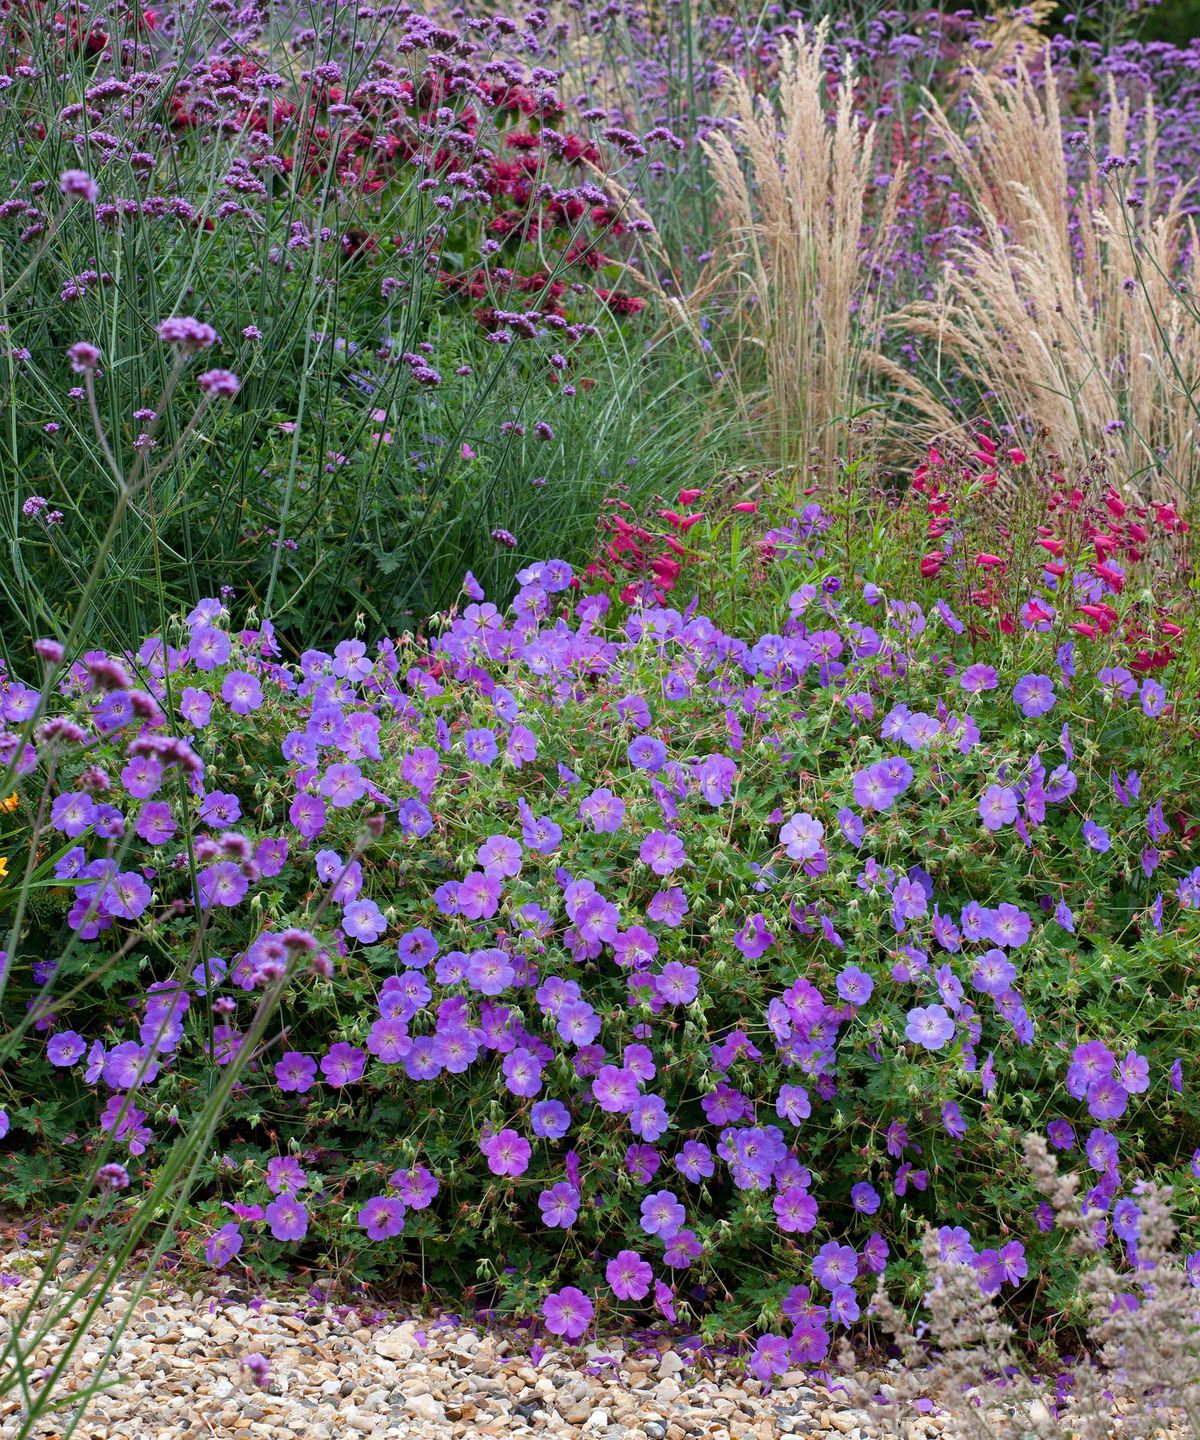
[
  {"left": 876, "top": 57, "right": 1200, "bottom": 502},
  {"left": 702, "top": 20, "right": 904, "bottom": 480}
]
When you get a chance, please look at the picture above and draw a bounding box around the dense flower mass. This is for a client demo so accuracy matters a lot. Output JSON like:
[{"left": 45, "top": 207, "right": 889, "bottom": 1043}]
[
  {"left": 1, "top": 487, "right": 1197, "bottom": 1356},
  {"left": 3, "top": 0, "right": 1200, "bottom": 1376}
]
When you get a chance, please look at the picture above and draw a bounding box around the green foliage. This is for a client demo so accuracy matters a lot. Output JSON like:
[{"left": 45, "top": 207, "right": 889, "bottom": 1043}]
[
  {"left": 0, "top": 3, "right": 728, "bottom": 660},
  {"left": 2, "top": 470, "right": 1198, "bottom": 1346}
]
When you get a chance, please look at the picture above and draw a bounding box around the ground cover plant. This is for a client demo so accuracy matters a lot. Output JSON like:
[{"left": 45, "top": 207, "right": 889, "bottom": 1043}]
[
  {"left": 2, "top": 439, "right": 1198, "bottom": 1380},
  {"left": 3, "top": 0, "right": 1200, "bottom": 1433}
]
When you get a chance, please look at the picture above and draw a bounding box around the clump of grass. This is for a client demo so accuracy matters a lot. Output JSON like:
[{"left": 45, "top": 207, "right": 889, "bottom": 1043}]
[
  {"left": 874, "top": 57, "right": 1200, "bottom": 502},
  {"left": 700, "top": 19, "right": 905, "bottom": 481}
]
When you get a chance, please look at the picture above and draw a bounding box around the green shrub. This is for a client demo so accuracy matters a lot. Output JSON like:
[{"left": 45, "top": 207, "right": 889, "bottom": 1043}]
[{"left": 2, "top": 462, "right": 1198, "bottom": 1362}]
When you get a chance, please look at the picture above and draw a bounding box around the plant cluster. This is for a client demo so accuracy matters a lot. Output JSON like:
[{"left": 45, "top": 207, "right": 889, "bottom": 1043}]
[
  {"left": 3, "top": 3, "right": 1200, "bottom": 1432},
  {"left": 2, "top": 463, "right": 1198, "bottom": 1368},
  {"left": 0, "top": 0, "right": 707, "bottom": 652},
  {"left": 834, "top": 1136, "right": 1200, "bottom": 1435},
  {"left": 5, "top": 0, "right": 1200, "bottom": 659}
]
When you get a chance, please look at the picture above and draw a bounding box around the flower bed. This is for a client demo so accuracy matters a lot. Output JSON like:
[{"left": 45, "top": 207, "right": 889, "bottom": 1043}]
[{"left": 1, "top": 487, "right": 1198, "bottom": 1374}]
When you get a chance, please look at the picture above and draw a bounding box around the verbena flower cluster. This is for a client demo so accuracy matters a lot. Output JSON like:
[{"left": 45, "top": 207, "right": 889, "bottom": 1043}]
[
  {"left": 0, "top": 0, "right": 685, "bottom": 641},
  {"left": 2, "top": 478, "right": 1197, "bottom": 1365}
]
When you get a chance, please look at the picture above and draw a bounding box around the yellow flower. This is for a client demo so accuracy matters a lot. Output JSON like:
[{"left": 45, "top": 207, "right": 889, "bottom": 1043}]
[
  {"left": 0, "top": 857, "right": 7, "bottom": 879},
  {"left": 0, "top": 793, "right": 17, "bottom": 813}
]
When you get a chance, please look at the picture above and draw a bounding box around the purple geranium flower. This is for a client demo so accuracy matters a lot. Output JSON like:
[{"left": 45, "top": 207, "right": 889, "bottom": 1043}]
[
  {"left": 542, "top": 1286, "right": 593, "bottom": 1341},
  {"left": 851, "top": 762, "right": 899, "bottom": 812},
  {"left": 905, "top": 1004, "right": 955, "bottom": 1051},
  {"left": 579, "top": 788, "right": 625, "bottom": 833},
  {"left": 606, "top": 1249, "right": 652, "bottom": 1301},
  {"left": 979, "top": 785, "right": 1018, "bottom": 831},
  {"left": 850, "top": 1182, "right": 881, "bottom": 1214},
  {"left": 774, "top": 1187, "right": 818, "bottom": 1233},
  {"left": 655, "top": 962, "right": 699, "bottom": 1006},
  {"left": 275, "top": 1051, "right": 317, "bottom": 1093},
  {"left": 480, "top": 1128, "right": 531, "bottom": 1177},
  {"left": 812, "top": 1242, "right": 858, "bottom": 1291},
  {"left": 639, "top": 830, "right": 687, "bottom": 875},
  {"left": 264, "top": 1195, "right": 308, "bottom": 1242},
  {"left": 320, "top": 1042, "right": 366, "bottom": 1087},
  {"left": 639, "top": 1189, "right": 685, "bottom": 1238},
  {"left": 628, "top": 736, "right": 667, "bottom": 771},
  {"left": 750, "top": 1333, "right": 791, "bottom": 1383},
  {"left": 835, "top": 964, "right": 873, "bottom": 1005},
  {"left": 357, "top": 1196, "right": 406, "bottom": 1241},
  {"left": 959, "top": 663, "right": 998, "bottom": 693},
  {"left": 205, "top": 1222, "right": 243, "bottom": 1268},
  {"left": 532, "top": 1100, "right": 571, "bottom": 1139},
  {"left": 221, "top": 670, "right": 263, "bottom": 714},
  {"left": 538, "top": 1183, "right": 580, "bottom": 1229},
  {"left": 47, "top": 1030, "right": 87, "bottom": 1067},
  {"left": 780, "top": 811, "right": 824, "bottom": 860},
  {"left": 1012, "top": 674, "right": 1056, "bottom": 717},
  {"left": 265, "top": 1156, "right": 307, "bottom": 1196},
  {"left": 502, "top": 1047, "right": 544, "bottom": 1098}
]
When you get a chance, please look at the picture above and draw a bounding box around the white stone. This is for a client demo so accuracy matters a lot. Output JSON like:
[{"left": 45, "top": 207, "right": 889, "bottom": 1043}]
[
  {"left": 403, "top": 1393, "right": 445, "bottom": 1423},
  {"left": 373, "top": 1335, "right": 414, "bottom": 1362}
]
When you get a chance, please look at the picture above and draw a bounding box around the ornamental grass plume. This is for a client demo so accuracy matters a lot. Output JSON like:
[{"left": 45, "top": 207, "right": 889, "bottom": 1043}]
[
  {"left": 872, "top": 56, "right": 1200, "bottom": 504},
  {"left": 701, "top": 20, "right": 905, "bottom": 482},
  {"left": 835, "top": 1134, "right": 1200, "bottom": 1439}
]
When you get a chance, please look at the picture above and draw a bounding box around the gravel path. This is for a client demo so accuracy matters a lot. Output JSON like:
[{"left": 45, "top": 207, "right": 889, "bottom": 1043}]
[{"left": 0, "top": 1243, "right": 924, "bottom": 1440}]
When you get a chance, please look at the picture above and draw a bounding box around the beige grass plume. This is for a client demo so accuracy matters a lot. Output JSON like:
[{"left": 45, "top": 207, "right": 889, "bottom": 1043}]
[
  {"left": 701, "top": 19, "right": 905, "bottom": 482},
  {"left": 874, "top": 54, "right": 1200, "bottom": 502}
]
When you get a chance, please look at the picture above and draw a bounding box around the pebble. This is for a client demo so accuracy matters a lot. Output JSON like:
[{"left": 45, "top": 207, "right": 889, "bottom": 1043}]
[
  {"left": 0, "top": 1241, "right": 1060, "bottom": 1440},
  {"left": 0, "top": 1238, "right": 887, "bottom": 1440},
  {"left": 404, "top": 1394, "right": 446, "bottom": 1423}
]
